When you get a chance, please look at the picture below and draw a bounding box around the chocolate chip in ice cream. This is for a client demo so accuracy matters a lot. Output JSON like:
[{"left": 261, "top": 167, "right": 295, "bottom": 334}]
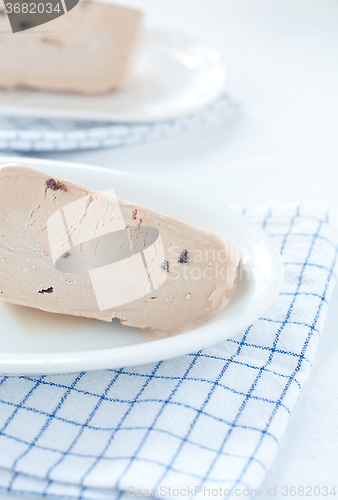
[
  {"left": 38, "top": 287, "right": 54, "bottom": 294},
  {"left": 178, "top": 250, "right": 189, "bottom": 264},
  {"left": 161, "top": 260, "right": 169, "bottom": 273},
  {"left": 45, "top": 179, "right": 67, "bottom": 192}
]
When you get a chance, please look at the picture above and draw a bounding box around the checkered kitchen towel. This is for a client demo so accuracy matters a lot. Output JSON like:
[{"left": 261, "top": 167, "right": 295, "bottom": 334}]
[
  {"left": 0, "top": 94, "right": 236, "bottom": 152},
  {"left": 0, "top": 204, "right": 337, "bottom": 500}
]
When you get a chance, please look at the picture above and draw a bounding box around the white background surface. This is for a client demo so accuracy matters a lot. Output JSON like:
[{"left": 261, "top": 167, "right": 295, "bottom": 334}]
[{"left": 1, "top": 0, "right": 338, "bottom": 498}]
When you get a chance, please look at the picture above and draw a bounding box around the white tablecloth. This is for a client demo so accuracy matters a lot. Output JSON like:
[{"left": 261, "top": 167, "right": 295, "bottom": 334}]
[{"left": 2, "top": 0, "right": 338, "bottom": 498}]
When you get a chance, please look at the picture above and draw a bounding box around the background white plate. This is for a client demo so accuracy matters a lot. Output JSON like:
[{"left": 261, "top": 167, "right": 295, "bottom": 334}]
[
  {"left": 0, "top": 156, "right": 283, "bottom": 375},
  {"left": 0, "top": 32, "right": 227, "bottom": 123}
]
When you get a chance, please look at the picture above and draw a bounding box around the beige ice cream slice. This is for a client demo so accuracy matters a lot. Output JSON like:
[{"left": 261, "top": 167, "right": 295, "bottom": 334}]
[
  {"left": 0, "top": 1, "right": 143, "bottom": 94},
  {"left": 0, "top": 164, "right": 242, "bottom": 337}
]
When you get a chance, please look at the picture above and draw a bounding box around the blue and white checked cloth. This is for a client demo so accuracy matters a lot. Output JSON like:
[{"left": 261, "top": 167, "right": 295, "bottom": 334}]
[
  {"left": 0, "top": 204, "right": 337, "bottom": 500},
  {"left": 0, "top": 94, "right": 236, "bottom": 153}
]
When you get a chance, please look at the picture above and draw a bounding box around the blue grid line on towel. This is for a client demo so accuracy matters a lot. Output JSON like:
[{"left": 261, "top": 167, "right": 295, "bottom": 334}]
[
  {"left": 190, "top": 354, "right": 302, "bottom": 390},
  {"left": 43, "top": 369, "right": 126, "bottom": 482},
  {"left": 0, "top": 205, "right": 336, "bottom": 500},
  {"left": 7, "top": 373, "right": 86, "bottom": 490},
  {"left": 0, "top": 376, "right": 45, "bottom": 435},
  {"left": 284, "top": 262, "right": 336, "bottom": 276},
  {"left": 43, "top": 363, "right": 164, "bottom": 491},
  {"left": 224, "top": 338, "right": 313, "bottom": 360},
  {"left": 270, "top": 232, "right": 337, "bottom": 249},
  {"left": 0, "top": 427, "right": 268, "bottom": 471},
  {"left": 0, "top": 394, "right": 284, "bottom": 440},
  {"left": 86, "top": 352, "right": 204, "bottom": 498},
  {"left": 13, "top": 374, "right": 292, "bottom": 414}
]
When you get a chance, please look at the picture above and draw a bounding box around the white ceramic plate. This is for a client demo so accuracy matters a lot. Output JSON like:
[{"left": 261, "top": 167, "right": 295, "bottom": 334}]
[
  {"left": 0, "top": 31, "right": 227, "bottom": 123},
  {"left": 0, "top": 156, "right": 283, "bottom": 375}
]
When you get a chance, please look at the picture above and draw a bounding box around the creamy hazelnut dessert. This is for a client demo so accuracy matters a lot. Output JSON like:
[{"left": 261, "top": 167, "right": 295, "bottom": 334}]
[
  {"left": 0, "top": 164, "right": 241, "bottom": 337},
  {"left": 0, "top": 1, "right": 143, "bottom": 94}
]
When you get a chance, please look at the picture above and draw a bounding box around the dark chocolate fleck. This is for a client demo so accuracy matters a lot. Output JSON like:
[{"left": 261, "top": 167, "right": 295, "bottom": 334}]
[
  {"left": 38, "top": 287, "right": 53, "bottom": 294},
  {"left": 150, "top": 296, "right": 156, "bottom": 299},
  {"left": 161, "top": 260, "right": 169, "bottom": 272},
  {"left": 178, "top": 250, "right": 189, "bottom": 264},
  {"left": 132, "top": 209, "right": 138, "bottom": 220},
  {"left": 62, "top": 252, "right": 70, "bottom": 259},
  {"left": 46, "top": 179, "right": 67, "bottom": 192}
]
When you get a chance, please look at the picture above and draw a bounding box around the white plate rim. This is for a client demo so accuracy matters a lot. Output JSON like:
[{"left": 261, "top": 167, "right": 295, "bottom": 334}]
[{"left": 0, "top": 156, "right": 284, "bottom": 374}]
